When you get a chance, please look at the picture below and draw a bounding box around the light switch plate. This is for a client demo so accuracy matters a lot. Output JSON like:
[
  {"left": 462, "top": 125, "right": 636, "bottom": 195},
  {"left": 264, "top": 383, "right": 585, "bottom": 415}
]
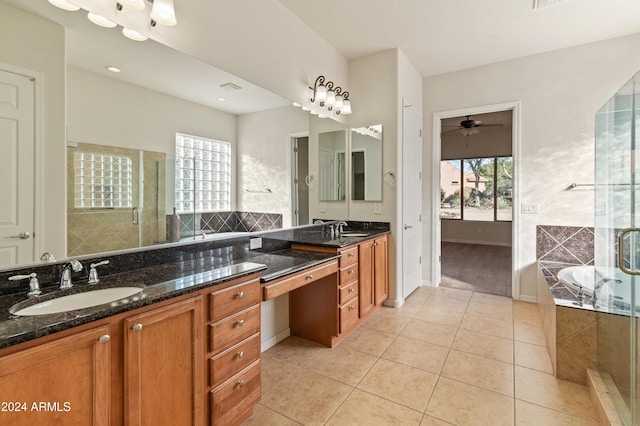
[
  {"left": 249, "top": 237, "right": 262, "bottom": 250},
  {"left": 374, "top": 203, "right": 382, "bottom": 214},
  {"left": 521, "top": 203, "right": 539, "bottom": 214},
  {"left": 320, "top": 202, "right": 326, "bottom": 213}
]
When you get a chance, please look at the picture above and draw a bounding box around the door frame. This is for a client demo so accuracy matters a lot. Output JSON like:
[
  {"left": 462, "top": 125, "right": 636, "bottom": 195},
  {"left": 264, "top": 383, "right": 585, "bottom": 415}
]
[
  {"left": 0, "top": 62, "right": 44, "bottom": 261},
  {"left": 289, "top": 132, "right": 309, "bottom": 227},
  {"left": 432, "top": 101, "right": 521, "bottom": 299}
]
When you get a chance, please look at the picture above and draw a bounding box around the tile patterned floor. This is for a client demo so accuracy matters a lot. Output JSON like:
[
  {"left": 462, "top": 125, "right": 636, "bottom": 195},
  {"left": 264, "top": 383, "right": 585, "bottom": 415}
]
[{"left": 243, "top": 287, "right": 602, "bottom": 425}]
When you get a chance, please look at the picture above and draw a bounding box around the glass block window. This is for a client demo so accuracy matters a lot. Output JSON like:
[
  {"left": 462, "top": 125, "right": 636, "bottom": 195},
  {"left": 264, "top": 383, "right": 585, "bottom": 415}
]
[
  {"left": 175, "top": 133, "right": 231, "bottom": 213},
  {"left": 73, "top": 152, "right": 132, "bottom": 208}
]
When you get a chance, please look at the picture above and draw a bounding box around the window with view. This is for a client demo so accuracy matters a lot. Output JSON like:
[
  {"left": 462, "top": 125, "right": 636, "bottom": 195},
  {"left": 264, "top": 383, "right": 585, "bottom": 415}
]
[
  {"left": 175, "top": 133, "right": 231, "bottom": 213},
  {"left": 73, "top": 152, "right": 132, "bottom": 208},
  {"left": 440, "top": 157, "right": 512, "bottom": 221}
]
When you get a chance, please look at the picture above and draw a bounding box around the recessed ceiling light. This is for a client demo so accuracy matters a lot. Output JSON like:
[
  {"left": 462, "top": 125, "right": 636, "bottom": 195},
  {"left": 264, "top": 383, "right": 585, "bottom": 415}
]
[
  {"left": 217, "top": 97, "right": 227, "bottom": 102},
  {"left": 105, "top": 66, "right": 121, "bottom": 73}
]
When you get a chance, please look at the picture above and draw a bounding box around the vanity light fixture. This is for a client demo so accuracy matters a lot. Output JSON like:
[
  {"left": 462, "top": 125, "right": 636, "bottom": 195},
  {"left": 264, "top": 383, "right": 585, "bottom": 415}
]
[
  {"left": 122, "top": 27, "right": 148, "bottom": 41},
  {"left": 87, "top": 12, "right": 117, "bottom": 28},
  {"left": 118, "top": 0, "right": 146, "bottom": 10},
  {"left": 309, "top": 75, "right": 352, "bottom": 115},
  {"left": 150, "top": 0, "right": 177, "bottom": 27},
  {"left": 47, "top": 0, "right": 80, "bottom": 11}
]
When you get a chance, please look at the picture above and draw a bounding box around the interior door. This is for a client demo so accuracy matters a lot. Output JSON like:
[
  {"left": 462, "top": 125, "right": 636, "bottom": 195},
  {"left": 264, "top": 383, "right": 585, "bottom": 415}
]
[
  {"left": 0, "top": 69, "right": 35, "bottom": 266},
  {"left": 402, "top": 106, "right": 422, "bottom": 298}
]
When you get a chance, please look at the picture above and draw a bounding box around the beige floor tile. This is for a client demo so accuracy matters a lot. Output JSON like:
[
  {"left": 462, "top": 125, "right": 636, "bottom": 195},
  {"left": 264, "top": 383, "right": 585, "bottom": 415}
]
[
  {"left": 261, "top": 356, "right": 300, "bottom": 397},
  {"left": 261, "top": 336, "right": 326, "bottom": 367},
  {"left": 423, "top": 295, "right": 470, "bottom": 313},
  {"left": 425, "top": 377, "right": 514, "bottom": 426},
  {"left": 442, "top": 350, "right": 514, "bottom": 396},
  {"left": 514, "top": 341, "right": 553, "bottom": 374},
  {"left": 452, "top": 328, "right": 514, "bottom": 363},
  {"left": 461, "top": 313, "right": 513, "bottom": 340},
  {"left": 514, "top": 366, "right": 599, "bottom": 422},
  {"left": 326, "top": 389, "right": 423, "bottom": 426},
  {"left": 420, "top": 414, "right": 455, "bottom": 425},
  {"left": 358, "top": 358, "right": 438, "bottom": 412},
  {"left": 382, "top": 335, "right": 449, "bottom": 374},
  {"left": 471, "top": 292, "right": 513, "bottom": 306},
  {"left": 433, "top": 286, "right": 473, "bottom": 301},
  {"left": 401, "top": 318, "right": 459, "bottom": 348},
  {"left": 262, "top": 369, "right": 352, "bottom": 426},
  {"left": 340, "top": 325, "right": 396, "bottom": 356},
  {"left": 414, "top": 307, "right": 465, "bottom": 328},
  {"left": 363, "top": 309, "right": 411, "bottom": 335},
  {"left": 242, "top": 404, "right": 301, "bottom": 425},
  {"left": 515, "top": 400, "right": 573, "bottom": 426},
  {"left": 514, "top": 322, "right": 547, "bottom": 346},
  {"left": 466, "top": 301, "right": 513, "bottom": 322},
  {"left": 514, "top": 302, "right": 544, "bottom": 328},
  {"left": 305, "top": 344, "right": 378, "bottom": 386}
]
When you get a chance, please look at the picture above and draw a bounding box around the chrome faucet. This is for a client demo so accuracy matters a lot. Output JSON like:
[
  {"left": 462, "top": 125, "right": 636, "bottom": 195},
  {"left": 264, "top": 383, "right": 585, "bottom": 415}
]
[
  {"left": 60, "top": 260, "right": 83, "bottom": 290},
  {"left": 88, "top": 260, "right": 110, "bottom": 284},
  {"left": 313, "top": 220, "right": 324, "bottom": 224},
  {"left": 336, "top": 221, "right": 348, "bottom": 236}
]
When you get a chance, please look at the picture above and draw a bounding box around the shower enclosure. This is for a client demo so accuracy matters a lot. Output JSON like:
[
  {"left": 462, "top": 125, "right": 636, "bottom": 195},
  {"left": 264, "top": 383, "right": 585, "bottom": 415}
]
[{"left": 595, "top": 69, "right": 640, "bottom": 424}]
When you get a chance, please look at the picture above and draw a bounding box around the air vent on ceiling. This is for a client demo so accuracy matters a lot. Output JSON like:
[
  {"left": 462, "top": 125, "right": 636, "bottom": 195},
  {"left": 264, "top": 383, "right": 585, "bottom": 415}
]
[
  {"left": 220, "top": 82, "right": 243, "bottom": 91},
  {"left": 533, "top": 0, "right": 570, "bottom": 10}
]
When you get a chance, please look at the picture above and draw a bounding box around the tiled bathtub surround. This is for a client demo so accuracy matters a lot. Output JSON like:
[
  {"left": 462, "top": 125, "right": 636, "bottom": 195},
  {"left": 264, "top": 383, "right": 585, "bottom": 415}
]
[{"left": 166, "top": 211, "right": 283, "bottom": 239}]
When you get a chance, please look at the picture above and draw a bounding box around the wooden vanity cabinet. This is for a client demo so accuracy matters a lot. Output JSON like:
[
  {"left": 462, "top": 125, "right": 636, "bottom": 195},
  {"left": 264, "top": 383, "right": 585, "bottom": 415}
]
[
  {"left": 123, "top": 297, "right": 204, "bottom": 426},
  {"left": 373, "top": 235, "right": 389, "bottom": 305},
  {"left": 0, "top": 325, "right": 111, "bottom": 426},
  {"left": 207, "top": 279, "right": 262, "bottom": 425}
]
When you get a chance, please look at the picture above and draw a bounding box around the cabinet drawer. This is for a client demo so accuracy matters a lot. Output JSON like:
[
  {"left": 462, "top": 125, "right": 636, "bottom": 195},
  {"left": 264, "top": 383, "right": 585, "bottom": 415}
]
[
  {"left": 339, "top": 281, "right": 358, "bottom": 305},
  {"left": 210, "top": 361, "right": 261, "bottom": 426},
  {"left": 339, "top": 246, "right": 358, "bottom": 268},
  {"left": 262, "top": 260, "right": 338, "bottom": 301},
  {"left": 340, "top": 264, "right": 358, "bottom": 285},
  {"left": 209, "top": 333, "right": 260, "bottom": 388},
  {"left": 209, "top": 305, "right": 260, "bottom": 354},
  {"left": 209, "top": 279, "right": 261, "bottom": 322},
  {"left": 339, "top": 299, "right": 359, "bottom": 334}
]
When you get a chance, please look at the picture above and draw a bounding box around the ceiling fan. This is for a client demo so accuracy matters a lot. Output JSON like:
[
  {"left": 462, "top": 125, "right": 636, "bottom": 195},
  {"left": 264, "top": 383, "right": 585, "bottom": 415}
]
[{"left": 442, "top": 115, "right": 503, "bottom": 136}]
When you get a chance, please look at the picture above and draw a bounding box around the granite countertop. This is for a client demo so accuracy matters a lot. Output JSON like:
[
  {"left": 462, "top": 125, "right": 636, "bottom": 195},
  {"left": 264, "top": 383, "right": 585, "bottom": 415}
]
[{"left": 0, "top": 225, "right": 385, "bottom": 349}]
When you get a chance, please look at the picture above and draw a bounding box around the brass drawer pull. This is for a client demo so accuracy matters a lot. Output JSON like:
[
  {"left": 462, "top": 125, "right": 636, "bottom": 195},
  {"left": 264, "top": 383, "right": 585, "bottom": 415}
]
[
  {"left": 349, "top": 305, "right": 355, "bottom": 311},
  {"left": 132, "top": 323, "right": 143, "bottom": 332},
  {"left": 236, "top": 291, "right": 245, "bottom": 299},
  {"left": 236, "top": 319, "right": 245, "bottom": 327},
  {"left": 237, "top": 351, "right": 245, "bottom": 359},
  {"left": 348, "top": 269, "right": 354, "bottom": 274},
  {"left": 305, "top": 275, "right": 313, "bottom": 280},
  {"left": 349, "top": 288, "right": 354, "bottom": 293},
  {"left": 237, "top": 380, "right": 246, "bottom": 388},
  {"left": 99, "top": 335, "right": 110, "bottom": 344},
  {"left": 348, "top": 253, "right": 354, "bottom": 257}
]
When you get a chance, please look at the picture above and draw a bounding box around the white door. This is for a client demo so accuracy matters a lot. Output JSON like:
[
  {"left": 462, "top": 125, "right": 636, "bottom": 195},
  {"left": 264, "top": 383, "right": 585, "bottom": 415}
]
[
  {"left": 0, "top": 69, "right": 35, "bottom": 266},
  {"left": 402, "top": 106, "right": 422, "bottom": 298}
]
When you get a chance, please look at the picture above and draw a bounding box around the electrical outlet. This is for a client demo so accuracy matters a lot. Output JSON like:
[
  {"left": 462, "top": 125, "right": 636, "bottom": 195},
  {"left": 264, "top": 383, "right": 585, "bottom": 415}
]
[
  {"left": 521, "top": 203, "right": 539, "bottom": 214},
  {"left": 374, "top": 203, "right": 382, "bottom": 214},
  {"left": 249, "top": 237, "right": 262, "bottom": 250},
  {"left": 320, "top": 202, "right": 326, "bottom": 213}
]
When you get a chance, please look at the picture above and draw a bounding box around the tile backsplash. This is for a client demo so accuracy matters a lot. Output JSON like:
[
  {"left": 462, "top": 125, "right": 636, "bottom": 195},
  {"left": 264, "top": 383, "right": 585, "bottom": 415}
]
[
  {"left": 167, "top": 211, "right": 283, "bottom": 239},
  {"left": 536, "top": 225, "right": 594, "bottom": 265}
]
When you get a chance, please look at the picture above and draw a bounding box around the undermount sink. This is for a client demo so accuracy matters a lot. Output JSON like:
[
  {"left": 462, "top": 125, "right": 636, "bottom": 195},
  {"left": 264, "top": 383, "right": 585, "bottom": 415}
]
[
  {"left": 11, "top": 286, "right": 145, "bottom": 316},
  {"left": 340, "top": 233, "right": 369, "bottom": 237}
]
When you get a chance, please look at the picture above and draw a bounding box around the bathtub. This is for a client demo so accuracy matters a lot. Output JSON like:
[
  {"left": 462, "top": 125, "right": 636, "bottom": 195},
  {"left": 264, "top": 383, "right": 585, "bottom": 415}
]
[{"left": 557, "top": 265, "right": 635, "bottom": 311}]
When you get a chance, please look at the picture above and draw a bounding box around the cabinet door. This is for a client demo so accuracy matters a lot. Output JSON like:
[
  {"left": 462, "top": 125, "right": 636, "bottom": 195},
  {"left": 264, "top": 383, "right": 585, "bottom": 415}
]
[
  {"left": 374, "top": 236, "right": 389, "bottom": 305},
  {"left": 358, "top": 239, "right": 375, "bottom": 317},
  {"left": 0, "top": 326, "right": 111, "bottom": 426},
  {"left": 124, "top": 297, "right": 204, "bottom": 426}
]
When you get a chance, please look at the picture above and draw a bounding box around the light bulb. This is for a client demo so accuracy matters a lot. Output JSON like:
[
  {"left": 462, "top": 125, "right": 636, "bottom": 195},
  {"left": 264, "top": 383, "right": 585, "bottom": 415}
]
[
  {"left": 335, "top": 95, "right": 343, "bottom": 110},
  {"left": 48, "top": 0, "right": 80, "bottom": 11},
  {"left": 122, "top": 28, "right": 148, "bottom": 41},
  {"left": 150, "top": 0, "right": 177, "bottom": 26},
  {"left": 325, "top": 89, "right": 335, "bottom": 107},
  {"left": 341, "top": 100, "right": 352, "bottom": 114},
  {"left": 315, "top": 84, "right": 327, "bottom": 102},
  {"left": 88, "top": 12, "right": 117, "bottom": 28}
]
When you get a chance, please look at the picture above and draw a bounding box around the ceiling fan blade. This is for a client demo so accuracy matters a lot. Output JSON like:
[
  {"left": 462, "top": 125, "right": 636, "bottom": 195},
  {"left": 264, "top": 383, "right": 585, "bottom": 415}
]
[
  {"left": 476, "top": 123, "right": 503, "bottom": 127},
  {"left": 441, "top": 128, "right": 462, "bottom": 135}
]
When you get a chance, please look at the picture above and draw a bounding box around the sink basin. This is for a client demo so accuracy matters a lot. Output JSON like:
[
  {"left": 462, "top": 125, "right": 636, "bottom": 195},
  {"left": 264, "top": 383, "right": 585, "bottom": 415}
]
[
  {"left": 340, "top": 233, "right": 369, "bottom": 237},
  {"left": 11, "top": 287, "right": 145, "bottom": 316}
]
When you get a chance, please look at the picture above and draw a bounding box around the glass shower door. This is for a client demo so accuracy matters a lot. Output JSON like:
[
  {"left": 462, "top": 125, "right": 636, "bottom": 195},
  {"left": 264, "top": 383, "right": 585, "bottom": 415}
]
[{"left": 594, "top": 69, "right": 640, "bottom": 425}]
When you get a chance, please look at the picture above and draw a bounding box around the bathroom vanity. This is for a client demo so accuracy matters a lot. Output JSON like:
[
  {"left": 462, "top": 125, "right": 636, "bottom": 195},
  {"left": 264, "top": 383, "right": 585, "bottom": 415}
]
[{"left": 0, "top": 222, "right": 389, "bottom": 425}]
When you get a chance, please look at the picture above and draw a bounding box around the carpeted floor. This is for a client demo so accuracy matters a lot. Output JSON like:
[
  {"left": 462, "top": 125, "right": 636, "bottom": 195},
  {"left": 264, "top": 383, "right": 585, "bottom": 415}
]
[{"left": 440, "top": 242, "right": 512, "bottom": 297}]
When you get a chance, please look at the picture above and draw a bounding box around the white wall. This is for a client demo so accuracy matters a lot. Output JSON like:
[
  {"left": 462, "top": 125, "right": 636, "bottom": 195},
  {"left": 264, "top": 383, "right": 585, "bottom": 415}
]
[
  {"left": 236, "top": 105, "right": 308, "bottom": 228},
  {"left": 0, "top": 3, "right": 66, "bottom": 259},
  {"left": 423, "top": 34, "right": 640, "bottom": 300}
]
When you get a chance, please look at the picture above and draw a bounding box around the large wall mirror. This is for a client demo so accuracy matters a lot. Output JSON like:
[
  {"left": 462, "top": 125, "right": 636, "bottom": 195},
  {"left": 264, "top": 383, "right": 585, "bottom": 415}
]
[
  {"left": 318, "top": 130, "right": 347, "bottom": 201},
  {"left": 351, "top": 125, "right": 383, "bottom": 201},
  {"left": 0, "top": 0, "right": 318, "bottom": 270}
]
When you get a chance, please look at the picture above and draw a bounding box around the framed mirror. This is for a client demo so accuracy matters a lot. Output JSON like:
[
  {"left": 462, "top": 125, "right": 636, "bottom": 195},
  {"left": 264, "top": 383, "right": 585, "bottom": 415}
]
[
  {"left": 318, "top": 130, "right": 347, "bottom": 201},
  {"left": 351, "top": 125, "right": 383, "bottom": 201}
]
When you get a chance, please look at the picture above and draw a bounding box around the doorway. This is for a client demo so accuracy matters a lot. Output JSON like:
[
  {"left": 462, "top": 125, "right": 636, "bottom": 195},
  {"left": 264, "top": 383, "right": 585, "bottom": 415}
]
[
  {"left": 291, "top": 136, "right": 309, "bottom": 226},
  {"left": 433, "top": 103, "right": 520, "bottom": 298}
]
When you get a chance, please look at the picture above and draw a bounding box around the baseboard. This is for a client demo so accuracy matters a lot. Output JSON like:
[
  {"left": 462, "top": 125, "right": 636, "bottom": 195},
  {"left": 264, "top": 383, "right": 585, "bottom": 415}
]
[
  {"left": 261, "top": 328, "right": 290, "bottom": 352},
  {"left": 442, "top": 238, "right": 511, "bottom": 247},
  {"left": 518, "top": 295, "right": 537, "bottom": 303},
  {"left": 384, "top": 298, "right": 404, "bottom": 308},
  {"left": 422, "top": 279, "right": 437, "bottom": 288}
]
